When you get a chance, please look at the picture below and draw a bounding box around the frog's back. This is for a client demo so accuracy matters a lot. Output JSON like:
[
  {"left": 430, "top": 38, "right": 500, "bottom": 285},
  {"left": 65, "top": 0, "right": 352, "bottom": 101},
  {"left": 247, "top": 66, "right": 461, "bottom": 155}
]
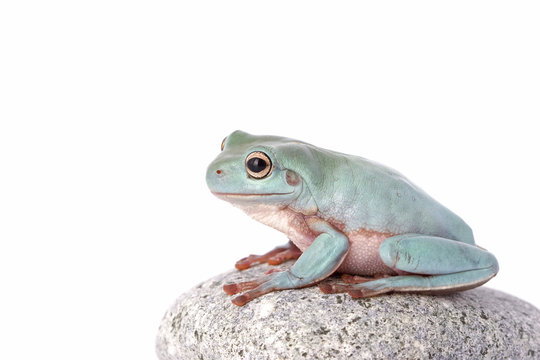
[{"left": 297, "top": 146, "right": 474, "bottom": 246}]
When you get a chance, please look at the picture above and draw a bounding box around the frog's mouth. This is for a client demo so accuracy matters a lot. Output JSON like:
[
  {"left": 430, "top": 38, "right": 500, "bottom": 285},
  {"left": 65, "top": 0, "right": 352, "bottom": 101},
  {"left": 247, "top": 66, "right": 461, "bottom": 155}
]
[{"left": 212, "top": 191, "right": 294, "bottom": 198}]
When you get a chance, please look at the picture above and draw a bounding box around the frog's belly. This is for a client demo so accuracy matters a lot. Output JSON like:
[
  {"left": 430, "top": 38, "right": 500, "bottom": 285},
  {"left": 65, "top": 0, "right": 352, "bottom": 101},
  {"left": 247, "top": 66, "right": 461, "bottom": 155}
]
[
  {"left": 337, "top": 229, "right": 396, "bottom": 275},
  {"left": 290, "top": 226, "right": 396, "bottom": 276}
]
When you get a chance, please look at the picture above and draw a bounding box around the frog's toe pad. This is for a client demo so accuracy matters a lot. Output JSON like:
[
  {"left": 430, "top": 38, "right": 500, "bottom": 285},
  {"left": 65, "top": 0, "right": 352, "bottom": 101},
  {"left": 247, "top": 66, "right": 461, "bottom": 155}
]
[
  {"left": 231, "top": 294, "right": 250, "bottom": 306},
  {"left": 222, "top": 283, "right": 240, "bottom": 295},
  {"left": 317, "top": 281, "right": 335, "bottom": 294},
  {"left": 346, "top": 290, "right": 366, "bottom": 298}
]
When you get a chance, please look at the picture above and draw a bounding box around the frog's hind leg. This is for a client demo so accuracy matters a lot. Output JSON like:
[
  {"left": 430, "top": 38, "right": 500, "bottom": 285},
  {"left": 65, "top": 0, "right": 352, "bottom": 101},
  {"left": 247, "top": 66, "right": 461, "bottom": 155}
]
[
  {"left": 322, "top": 234, "right": 499, "bottom": 298},
  {"left": 234, "top": 241, "right": 302, "bottom": 270}
]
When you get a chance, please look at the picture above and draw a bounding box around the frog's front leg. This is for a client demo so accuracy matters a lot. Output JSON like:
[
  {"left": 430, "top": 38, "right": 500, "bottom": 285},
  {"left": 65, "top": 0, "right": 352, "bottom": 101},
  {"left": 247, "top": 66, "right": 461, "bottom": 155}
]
[
  {"left": 223, "top": 219, "right": 349, "bottom": 306},
  {"left": 234, "top": 241, "right": 302, "bottom": 270},
  {"left": 319, "top": 234, "right": 499, "bottom": 297}
]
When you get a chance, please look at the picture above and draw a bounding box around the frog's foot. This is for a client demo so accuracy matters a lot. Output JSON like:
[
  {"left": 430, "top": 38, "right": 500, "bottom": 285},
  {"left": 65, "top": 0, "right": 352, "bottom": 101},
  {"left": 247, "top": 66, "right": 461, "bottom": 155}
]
[
  {"left": 224, "top": 221, "right": 350, "bottom": 306},
  {"left": 234, "top": 241, "right": 301, "bottom": 270},
  {"left": 318, "top": 278, "right": 361, "bottom": 295},
  {"left": 341, "top": 273, "right": 390, "bottom": 284},
  {"left": 318, "top": 274, "right": 388, "bottom": 295},
  {"left": 223, "top": 274, "right": 274, "bottom": 296},
  {"left": 318, "top": 276, "right": 418, "bottom": 298},
  {"left": 327, "top": 234, "right": 499, "bottom": 299}
]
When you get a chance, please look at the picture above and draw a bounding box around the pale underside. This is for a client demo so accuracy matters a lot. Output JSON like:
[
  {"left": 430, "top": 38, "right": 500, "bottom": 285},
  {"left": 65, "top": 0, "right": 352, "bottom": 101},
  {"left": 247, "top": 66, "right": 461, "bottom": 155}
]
[{"left": 235, "top": 203, "right": 397, "bottom": 276}]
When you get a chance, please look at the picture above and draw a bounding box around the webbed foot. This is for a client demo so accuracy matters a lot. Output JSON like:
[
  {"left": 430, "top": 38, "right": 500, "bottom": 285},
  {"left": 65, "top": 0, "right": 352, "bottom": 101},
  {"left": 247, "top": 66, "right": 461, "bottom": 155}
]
[{"left": 223, "top": 274, "right": 274, "bottom": 295}]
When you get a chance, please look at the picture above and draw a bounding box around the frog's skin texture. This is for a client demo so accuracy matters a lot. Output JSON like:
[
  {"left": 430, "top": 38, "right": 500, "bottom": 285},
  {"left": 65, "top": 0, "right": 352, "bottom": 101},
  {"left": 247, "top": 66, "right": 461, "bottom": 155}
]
[{"left": 206, "top": 131, "right": 499, "bottom": 306}]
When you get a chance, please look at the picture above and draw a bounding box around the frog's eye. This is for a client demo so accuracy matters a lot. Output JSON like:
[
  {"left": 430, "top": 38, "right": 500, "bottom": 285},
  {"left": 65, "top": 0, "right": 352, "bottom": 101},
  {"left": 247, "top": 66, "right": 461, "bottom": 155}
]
[
  {"left": 245, "top": 151, "right": 273, "bottom": 179},
  {"left": 221, "top": 137, "right": 227, "bottom": 151}
]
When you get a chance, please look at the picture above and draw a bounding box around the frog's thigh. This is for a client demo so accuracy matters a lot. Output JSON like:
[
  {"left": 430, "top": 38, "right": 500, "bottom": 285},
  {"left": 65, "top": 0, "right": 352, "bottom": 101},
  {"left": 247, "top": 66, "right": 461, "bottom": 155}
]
[
  {"left": 350, "top": 234, "right": 499, "bottom": 296},
  {"left": 380, "top": 234, "right": 498, "bottom": 275}
]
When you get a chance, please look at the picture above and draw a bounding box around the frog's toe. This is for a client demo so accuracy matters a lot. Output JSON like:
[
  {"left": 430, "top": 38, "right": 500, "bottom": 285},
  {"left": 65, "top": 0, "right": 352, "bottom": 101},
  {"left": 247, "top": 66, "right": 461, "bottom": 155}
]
[
  {"left": 317, "top": 281, "right": 336, "bottom": 294},
  {"left": 235, "top": 255, "right": 261, "bottom": 270},
  {"left": 231, "top": 291, "right": 265, "bottom": 306},
  {"left": 318, "top": 273, "right": 382, "bottom": 294},
  {"left": 223, "top": 278, "right": 268, "bottom": 295},
  {"left": 347, "top": 285, "right": 391, "bottom": 298},
  {"left": 318, "top": 278, "right": 357, "bottom": 294},
  {"left": 267, "top": 246, "right": 302, "bottom": 265},
  {"left": 318, "top": 276, "right": 393, "bottom": 297},
  {"left": 341, "top": 274, "right": 378, "bottom": 284}
]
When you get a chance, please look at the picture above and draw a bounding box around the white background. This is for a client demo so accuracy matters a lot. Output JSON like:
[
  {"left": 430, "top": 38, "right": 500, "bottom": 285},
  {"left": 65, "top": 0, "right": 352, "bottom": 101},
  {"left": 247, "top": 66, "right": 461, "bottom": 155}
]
[{"left": 1, "top": 1, "right": 539, "bottom": 359}]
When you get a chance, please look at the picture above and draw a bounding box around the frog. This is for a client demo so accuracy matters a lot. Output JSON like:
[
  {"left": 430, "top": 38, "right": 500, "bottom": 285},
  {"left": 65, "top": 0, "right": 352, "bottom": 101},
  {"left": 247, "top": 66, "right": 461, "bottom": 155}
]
[{"left": 206, "top": 130, "right": 499, "bottom": 306}]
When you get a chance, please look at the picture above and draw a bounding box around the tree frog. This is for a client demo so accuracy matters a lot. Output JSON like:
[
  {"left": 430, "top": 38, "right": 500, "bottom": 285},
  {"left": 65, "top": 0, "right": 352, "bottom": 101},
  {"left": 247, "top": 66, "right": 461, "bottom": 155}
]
[{"left": 206, "top": 131, "right": 498, "bottom": 306}]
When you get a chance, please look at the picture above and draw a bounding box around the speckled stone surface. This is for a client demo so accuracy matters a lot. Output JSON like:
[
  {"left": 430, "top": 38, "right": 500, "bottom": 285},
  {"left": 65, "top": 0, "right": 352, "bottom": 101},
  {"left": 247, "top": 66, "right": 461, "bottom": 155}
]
[{"left": 157, "top": 262, "right": 540, "bottom": 360}]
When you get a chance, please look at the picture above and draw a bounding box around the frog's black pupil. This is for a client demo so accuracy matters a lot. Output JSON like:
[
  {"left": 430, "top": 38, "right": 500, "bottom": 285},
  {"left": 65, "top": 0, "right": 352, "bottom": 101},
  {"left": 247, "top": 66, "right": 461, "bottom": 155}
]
[{"left": 247, "top": 157, "right": 267, "bottom": 173}]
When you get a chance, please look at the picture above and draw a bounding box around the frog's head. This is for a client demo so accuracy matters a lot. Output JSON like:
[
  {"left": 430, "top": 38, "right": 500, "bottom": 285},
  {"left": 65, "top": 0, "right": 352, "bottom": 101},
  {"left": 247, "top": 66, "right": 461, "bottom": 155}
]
[{"left": 206, "top": 130, "right": 315, "bottom": 210}]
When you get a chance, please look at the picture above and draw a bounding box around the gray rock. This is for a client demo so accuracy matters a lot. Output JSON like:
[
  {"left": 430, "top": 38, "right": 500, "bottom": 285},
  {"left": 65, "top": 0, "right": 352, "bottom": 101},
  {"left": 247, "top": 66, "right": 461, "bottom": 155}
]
[{"left": 156, "top": 262, "right": 540, "bottom": 360}]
